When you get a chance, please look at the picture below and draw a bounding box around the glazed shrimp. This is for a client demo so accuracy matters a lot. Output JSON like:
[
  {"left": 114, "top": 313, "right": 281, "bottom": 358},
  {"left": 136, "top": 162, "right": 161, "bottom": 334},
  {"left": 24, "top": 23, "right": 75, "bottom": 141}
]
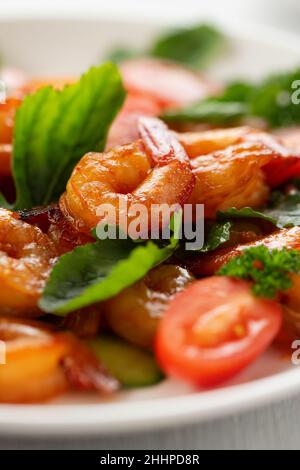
[
  {"left": 186, "top": 141, "right": 274, "bottom": 218},
  {"left": 104, "top": 264, "right": 193, "bottom": 349},
  {"left": 60, "top": 117, "right": 195, "bottom": 233},
  {"left": 179, "top": 126, "right": 300, "bottom": 191},
  {"left": 0, "top": 318, "right": 119, "bottom": 403},
  {"left": 0, "top": 209, "right": 57, "bottom": 314}
]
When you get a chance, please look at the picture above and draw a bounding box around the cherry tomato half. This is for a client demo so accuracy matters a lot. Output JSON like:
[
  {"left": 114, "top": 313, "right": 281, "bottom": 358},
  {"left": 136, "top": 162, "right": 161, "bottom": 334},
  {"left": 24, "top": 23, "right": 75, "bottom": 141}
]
[{"left": 156, "top": 276, "right": 282, "bottom": 387}]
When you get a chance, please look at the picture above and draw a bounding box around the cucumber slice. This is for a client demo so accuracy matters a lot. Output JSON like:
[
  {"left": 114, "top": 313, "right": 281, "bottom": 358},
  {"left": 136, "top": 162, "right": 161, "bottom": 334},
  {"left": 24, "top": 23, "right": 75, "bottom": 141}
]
[{"left": 89, "top": 335, "right": 164, "bottom": 388}]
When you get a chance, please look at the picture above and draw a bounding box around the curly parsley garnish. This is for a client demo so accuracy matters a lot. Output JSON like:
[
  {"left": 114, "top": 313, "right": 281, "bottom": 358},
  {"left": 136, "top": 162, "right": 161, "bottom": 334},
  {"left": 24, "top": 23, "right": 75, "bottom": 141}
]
[{"left": 218, "top": 246, "right": 300, "bottom": 299}]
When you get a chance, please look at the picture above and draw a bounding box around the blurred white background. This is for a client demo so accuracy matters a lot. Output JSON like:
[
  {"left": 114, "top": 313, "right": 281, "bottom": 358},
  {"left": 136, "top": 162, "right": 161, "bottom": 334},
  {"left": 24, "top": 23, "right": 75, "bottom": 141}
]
[{"left": 0, "top": 0, "right": 299, "bottom": 34}]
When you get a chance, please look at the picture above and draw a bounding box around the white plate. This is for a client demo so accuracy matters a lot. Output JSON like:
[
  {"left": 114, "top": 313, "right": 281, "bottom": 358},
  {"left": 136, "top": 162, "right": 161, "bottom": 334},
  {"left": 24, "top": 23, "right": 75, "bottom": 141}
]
[{"left": 1, "top": 16, "right": 300, "bottom": 437}]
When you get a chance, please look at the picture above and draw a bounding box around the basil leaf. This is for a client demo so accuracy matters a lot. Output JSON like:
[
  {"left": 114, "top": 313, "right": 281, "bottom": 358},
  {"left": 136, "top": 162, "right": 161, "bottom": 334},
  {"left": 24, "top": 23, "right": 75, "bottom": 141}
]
[
  {"left": 200, "top": 221, "right": 232, "bottom": 252},
  {"left": 264, "top": 191, "right": 300, "bottom": 228},
  {"left": 0, "top": 193, "right": 12, "bottom": 209},
  {"left": 217, "top": 207, "right": 277, "bottom": 226},
  {"left": 13, "top": 63, "right": 125, "bottom": 209},
  {"left": 162, "top": 67, "right": 300, "bottom": 128},
  {"left": 163, "top": 100, "right": 247, "bottom": 125},
  {"left": 106, "top": 48, "right": 140, "bottom": 64},
  {"left": 40, "top": 234, "right": 179, "bottom": 315},
  {"left": 151, "top": 24, "right": 224, "bottom": 70}
]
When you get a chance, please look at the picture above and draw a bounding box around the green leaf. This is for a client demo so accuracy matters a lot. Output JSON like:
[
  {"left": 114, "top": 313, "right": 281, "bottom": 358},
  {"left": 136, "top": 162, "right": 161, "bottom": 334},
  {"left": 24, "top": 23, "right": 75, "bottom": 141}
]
[
  {"left": 162, "top": 100, "right": 247, "bottom": 125},
  {"left": 0, "top": 193, "right": 12, "bottom": 209},
  {"left": 217, "top": 207, "right": 277, "bottom": 226},
  {"left": 264, "top": 191, "right": 300, "bottom": 228},
  {"left": 162, "top": 68, "right": 300, "bottom": 128},
  {"left": 219, "top": 246, "right": 300, "bottom": 299},
  {"left": 218, "top": 188, "right": 300, "bottom": 229},
  {"left": 106, "top": 48, "right": 140, "bottom": 63},
  {"left": 39, "top": 221, "right": 180, "bottom": 315},
  {"left": 13, "top": 63, "right": 125, "bottom": 209},
  {"left": 200, "top": 221, "right": 232, "bottom": 252},
  {"left": 151, "top": 24, "right": 224, "bottom": 70},
  {"left": 250, "top": 68, "right": 300, "bottom": 128}
]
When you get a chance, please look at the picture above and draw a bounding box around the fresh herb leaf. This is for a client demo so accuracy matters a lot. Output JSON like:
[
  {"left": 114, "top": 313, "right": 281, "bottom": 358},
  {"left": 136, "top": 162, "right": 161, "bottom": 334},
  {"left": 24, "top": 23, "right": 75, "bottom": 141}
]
[
  {"left": 150, "top": 24, "right": 224, "bottom": 70},
  {"left": 39, "top": 216, "right": 181, "bottom": 315},
  {"left": 163, "top": 100, "right": 246, "bottom": 125},
  {"left": 107, "top": 24, "right": 224, "bottom": 70},
  {"left": 0, "top": 193, "right": 12, "bottom": 209},
  {"left": 218, "top": 189, "right": 300, "bottom": 229},
  {"left": 106, "top": 48, "right": 140, "bottom": 64},
  {"left": 219, "top": 246, "right": 300, "bottom": 299},
  {"left": 13, "top": 63, "right": 125, "bottom": 209},
  {"left": 200, "top": 221, "right": 232, "bottom": 252},
  {"left": 162, "top": 68, "right": 300, "bottom": 128},
  {"left": 264, "top": 190, "right": 300, "bottom": 228},
  {"left": 218, "top": 207, "right": 277, "bottom": 226}
]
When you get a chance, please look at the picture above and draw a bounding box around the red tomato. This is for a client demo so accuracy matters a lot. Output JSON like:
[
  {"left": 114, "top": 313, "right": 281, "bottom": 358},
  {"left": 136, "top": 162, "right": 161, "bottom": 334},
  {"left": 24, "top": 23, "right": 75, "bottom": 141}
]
[
  {"left": 120, "top": 58, "right": 220, "bottom": 110},
  {"left": 156, "top": 277, "right": 282, "bottom": 387},
  {"left": 106, "top": 92, "right": 161, "bottom": 149}
]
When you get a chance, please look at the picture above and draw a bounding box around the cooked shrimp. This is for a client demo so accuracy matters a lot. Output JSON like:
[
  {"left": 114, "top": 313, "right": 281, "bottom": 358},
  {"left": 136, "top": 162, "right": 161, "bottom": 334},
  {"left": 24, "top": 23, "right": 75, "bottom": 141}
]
[
  {"left": 178, "top": 126, "right": 253, "bottom": 158},
  {"left": 187, "top": 142, "right": 274, "bottom": 218},
  {"left": 0, "top": 318, "right": 69, "bottom": 403},
  {"left": 19, "top": 205, "right": 92, "bottom": 255},
  {"left": 104, "top": 264, "right": 193, "bottom": 349},
  {"left": 0, "top": 209, "right": 57, "bottom": 314},
  {"left": 185, "top": 226, "right": 300, "bottom": 276},
  {"left": 0, "top": 317, "right": 119, "bottom": 403},
  {"left": 106, "top": 92, "right": 161, "bottom": 149},
  {"left": 60, "top": 117, "right": 195, "bottom": 233}
]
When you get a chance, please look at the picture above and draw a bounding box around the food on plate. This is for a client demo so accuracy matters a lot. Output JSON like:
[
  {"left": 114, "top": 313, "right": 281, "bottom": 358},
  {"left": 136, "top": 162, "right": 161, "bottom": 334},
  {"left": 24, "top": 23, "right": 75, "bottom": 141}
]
[{"left": 1, "top": 22, "right": 300, "bottom": 402}]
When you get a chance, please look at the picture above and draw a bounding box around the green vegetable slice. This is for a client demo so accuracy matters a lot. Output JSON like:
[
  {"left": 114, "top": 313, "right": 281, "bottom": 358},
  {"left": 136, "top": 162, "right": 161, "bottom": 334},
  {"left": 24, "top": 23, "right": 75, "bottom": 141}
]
[{"left": 90, "top": 335, "right": 163, "bottom": 388}]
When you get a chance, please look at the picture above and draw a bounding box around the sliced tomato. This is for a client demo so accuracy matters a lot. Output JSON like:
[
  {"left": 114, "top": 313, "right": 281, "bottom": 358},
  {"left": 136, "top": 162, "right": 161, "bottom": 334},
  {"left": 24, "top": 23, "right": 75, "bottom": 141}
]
[
  {"left": 106, "top": 92, "right": 161, "bottom": 149},
  {"left": 156, "top": 277, "right": 282, "bottom": 387},
  {"left": 120, "top": 58, "right": 220, "bottom": 110}
]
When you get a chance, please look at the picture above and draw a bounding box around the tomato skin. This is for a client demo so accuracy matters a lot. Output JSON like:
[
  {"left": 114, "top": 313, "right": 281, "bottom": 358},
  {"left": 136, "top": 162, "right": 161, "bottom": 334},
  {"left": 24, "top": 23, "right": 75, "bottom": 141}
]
[{"left": 156, "top": 277, "right": 282, "bottom": 387}]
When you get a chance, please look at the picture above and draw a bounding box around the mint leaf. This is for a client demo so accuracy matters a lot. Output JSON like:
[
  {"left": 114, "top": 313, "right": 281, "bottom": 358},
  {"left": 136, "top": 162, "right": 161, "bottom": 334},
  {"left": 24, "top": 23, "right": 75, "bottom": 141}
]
[
  {"left": 162, "top": 68, "right": 300, "bottom": 128},
  {"left": 151, "top": 24, "right": 224, "bottom": 70},
  {"left": 107, "top": 23, "right": 224, "bottom": 70},
  {"left": 200, "top": 221, "right": 232, "bottom": 252},
  {"left": 39, "top": 224, "right": 180, "bottom": 315},
  {"left": 218, "top": 190, "right": 300, "bottom": 229},
  {"left": 106, "top": 48, "right": 140, "bottom": 63},
  {"left": 163, "top": 100, "right": 246, "bottom": 125},
  {"left": 0, "top": 192, "right": 12, "bottom": 209},
  {"left": 13, "top": 63, "right": 125, "bottom": 209},
  {"left": 264, "top": 190, "right": 300, "bottom": 228},
  {"left": 218, "top": 207, "right": 277, "bottom": 226}
]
